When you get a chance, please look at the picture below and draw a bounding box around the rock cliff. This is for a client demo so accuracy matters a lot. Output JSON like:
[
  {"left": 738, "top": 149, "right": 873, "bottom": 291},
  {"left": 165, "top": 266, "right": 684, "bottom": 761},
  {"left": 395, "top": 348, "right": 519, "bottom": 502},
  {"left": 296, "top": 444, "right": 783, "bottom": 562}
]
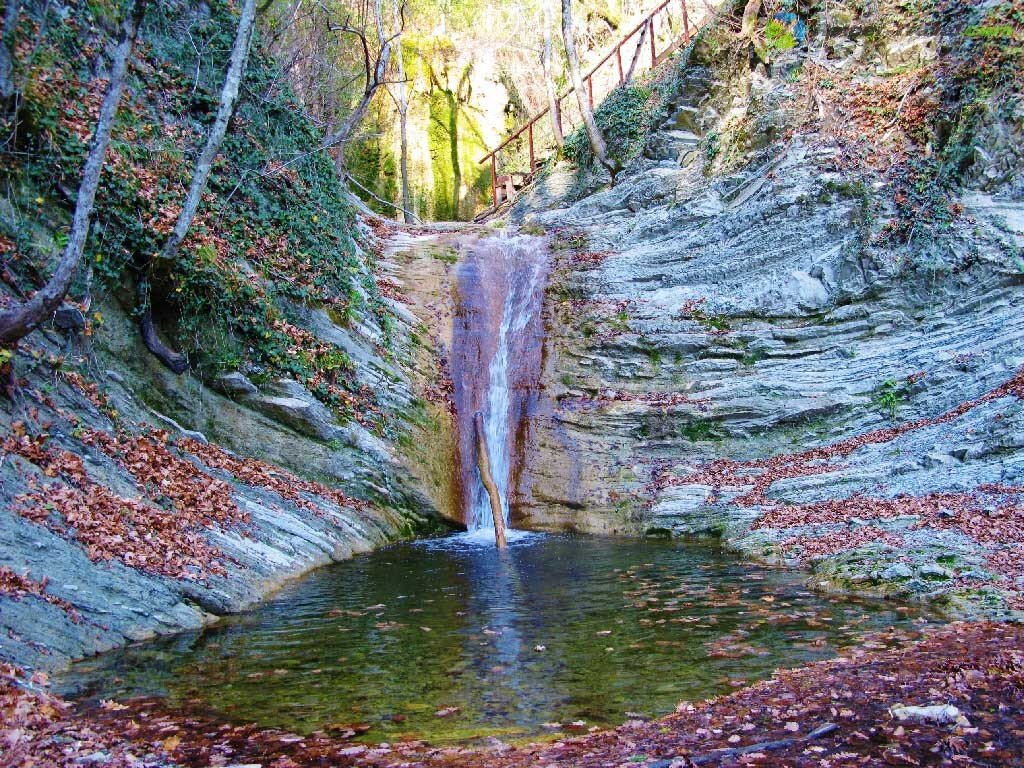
[{"left": 509, "top": 0, "right": 1024, "bottom": 617}]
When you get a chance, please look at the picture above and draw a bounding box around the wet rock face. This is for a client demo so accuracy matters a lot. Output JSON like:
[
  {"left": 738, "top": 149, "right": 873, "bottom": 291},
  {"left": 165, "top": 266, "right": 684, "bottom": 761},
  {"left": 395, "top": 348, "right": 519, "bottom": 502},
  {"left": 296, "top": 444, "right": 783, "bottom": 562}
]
[
  {"left": 450, "top": 236, "right": 549, "bottom": 528},
  {"left": 508, "top": 26, "right": 1024, "bottom": 614}
]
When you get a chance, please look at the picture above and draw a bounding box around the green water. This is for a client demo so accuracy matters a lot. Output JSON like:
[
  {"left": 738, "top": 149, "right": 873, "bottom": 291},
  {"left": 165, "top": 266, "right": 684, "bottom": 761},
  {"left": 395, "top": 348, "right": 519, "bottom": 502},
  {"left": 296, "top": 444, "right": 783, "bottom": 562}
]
[{"left": 59, "top": 533, "right": 929, "bottom": 744}]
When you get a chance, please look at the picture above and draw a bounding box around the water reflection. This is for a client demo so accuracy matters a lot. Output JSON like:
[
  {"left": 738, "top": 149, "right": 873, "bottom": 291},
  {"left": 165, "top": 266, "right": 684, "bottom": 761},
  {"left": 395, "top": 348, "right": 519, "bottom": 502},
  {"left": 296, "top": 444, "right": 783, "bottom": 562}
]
[{"left": 59, "top": 534, "right": 931, "bottom": 744}]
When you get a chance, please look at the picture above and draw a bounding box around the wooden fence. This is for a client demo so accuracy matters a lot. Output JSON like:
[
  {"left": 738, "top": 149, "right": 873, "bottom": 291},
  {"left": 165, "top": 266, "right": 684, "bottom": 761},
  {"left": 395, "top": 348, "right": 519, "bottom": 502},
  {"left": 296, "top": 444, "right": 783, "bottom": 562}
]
[{"left": 478, "top": 0, "right": 711, "bottom": 210}]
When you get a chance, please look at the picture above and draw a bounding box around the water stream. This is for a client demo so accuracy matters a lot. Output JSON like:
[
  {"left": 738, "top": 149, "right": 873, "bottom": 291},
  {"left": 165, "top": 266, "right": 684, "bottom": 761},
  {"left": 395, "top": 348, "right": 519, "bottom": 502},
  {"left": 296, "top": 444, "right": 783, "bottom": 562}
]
[
  {"left": 57, "top": 230, "right": 935, "bottom": 747},
  {"left": 451, "top": 232, "right": 548, "bottom": 534}
]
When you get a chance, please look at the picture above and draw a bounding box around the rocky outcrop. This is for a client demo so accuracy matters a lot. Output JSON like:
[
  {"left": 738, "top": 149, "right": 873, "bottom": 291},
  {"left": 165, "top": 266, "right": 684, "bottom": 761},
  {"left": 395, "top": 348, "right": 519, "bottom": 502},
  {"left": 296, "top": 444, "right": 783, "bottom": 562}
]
[
  {"left": 506, "top": 1, "right": 1024, "bottom": 616},
  {"left": 0, "top": 235, "right": 450, "bottom": 672}
]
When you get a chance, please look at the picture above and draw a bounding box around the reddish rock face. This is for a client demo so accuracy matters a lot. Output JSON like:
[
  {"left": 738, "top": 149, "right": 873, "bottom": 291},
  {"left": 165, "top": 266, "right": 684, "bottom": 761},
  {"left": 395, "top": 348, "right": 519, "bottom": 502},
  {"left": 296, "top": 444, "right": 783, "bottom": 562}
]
[{"left": 451, "top": 234, "right": 549, "bottom": 530}]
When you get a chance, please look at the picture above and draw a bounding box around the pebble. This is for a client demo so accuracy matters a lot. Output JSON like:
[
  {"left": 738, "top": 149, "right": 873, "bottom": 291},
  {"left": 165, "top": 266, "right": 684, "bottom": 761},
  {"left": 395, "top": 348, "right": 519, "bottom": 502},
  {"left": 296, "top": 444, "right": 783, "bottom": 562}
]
[{"left": 889, "top": 704, "right": 962, "bottom": 724}]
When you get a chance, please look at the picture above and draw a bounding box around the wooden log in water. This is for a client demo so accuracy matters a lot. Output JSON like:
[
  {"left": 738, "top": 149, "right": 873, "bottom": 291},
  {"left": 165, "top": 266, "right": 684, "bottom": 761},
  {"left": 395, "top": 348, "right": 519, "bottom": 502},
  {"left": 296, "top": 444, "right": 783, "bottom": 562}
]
[{"left": 473, "top": 412, "right": 508, "bottom": 549}]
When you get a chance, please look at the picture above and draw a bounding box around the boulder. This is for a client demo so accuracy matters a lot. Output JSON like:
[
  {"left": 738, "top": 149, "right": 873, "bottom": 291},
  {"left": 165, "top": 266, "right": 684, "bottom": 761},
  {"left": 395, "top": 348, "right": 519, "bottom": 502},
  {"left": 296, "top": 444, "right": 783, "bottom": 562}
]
[
  {"left": 53, "top": 305, "right": 86, "bottom": 332},
  {"left": 213, "top": 371, "right": 258, "bottom": 398},
  {"left": 248, "top": 381, "right": 343, "bottom": 443},
  {"left": 889, "top": 704, "right": 962, "bottom": 724}
]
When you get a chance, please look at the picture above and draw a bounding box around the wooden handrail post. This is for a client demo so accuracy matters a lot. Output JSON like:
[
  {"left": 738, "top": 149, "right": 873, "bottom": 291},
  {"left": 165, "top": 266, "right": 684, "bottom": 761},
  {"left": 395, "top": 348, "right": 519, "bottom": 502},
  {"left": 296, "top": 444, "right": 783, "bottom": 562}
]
[
  {"left": 616, "top": 44, "right": 624, "bottom": 85},
  {"left": 682, "top": 0, "right": 690, "bottom": 42},
  {"left": 490, "top": 154, "right": 497, "bottom": 209},
  {"left": 650, "top": 16, "right": 657, "bottom": 66},
  {"left": 587, "top": 76, "right": 594, "bottom": 111},
  {"left": 554, "top": 98, "right": 563, "bottom": 138},
  {"left": 474, "top": 412, "right": 508, "bottom": 549},
  {"left": 528, "top": 123, "right": 535, "bottom": 172}
]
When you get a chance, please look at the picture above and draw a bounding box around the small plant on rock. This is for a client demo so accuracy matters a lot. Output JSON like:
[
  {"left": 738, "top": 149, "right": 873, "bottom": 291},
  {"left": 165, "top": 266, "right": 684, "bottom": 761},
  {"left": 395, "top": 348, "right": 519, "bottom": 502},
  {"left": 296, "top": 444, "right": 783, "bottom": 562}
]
[{"left": 872, "top": 378, "right": 909, "bottom": 419}]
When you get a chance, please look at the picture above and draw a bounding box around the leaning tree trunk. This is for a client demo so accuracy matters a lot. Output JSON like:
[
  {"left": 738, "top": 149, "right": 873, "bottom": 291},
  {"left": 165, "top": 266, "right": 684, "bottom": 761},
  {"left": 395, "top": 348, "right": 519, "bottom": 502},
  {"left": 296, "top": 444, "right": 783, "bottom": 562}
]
[
  {"left": 140, "top": 0, "right": 257, "bottom": 374},
  {"left": 624, "top": 19, "right": 649, "bottom": 83},
  {"left": 541, "top": 2, "right": 563, "bottom": 149},
  {"left": 561, "top": 0, "right": 613, "bottom": 177},
  {"left": 391, "top": 0, "right": 413, "bottom": 222},
  {"left": 0, "top": 0, "right": 147, "bottom": 350},
  {"left": 741, "top": 0, "right": 762, "bottom": 39},
  {"left": 473, "top": 412, "right": 508, "bottom": 549}
]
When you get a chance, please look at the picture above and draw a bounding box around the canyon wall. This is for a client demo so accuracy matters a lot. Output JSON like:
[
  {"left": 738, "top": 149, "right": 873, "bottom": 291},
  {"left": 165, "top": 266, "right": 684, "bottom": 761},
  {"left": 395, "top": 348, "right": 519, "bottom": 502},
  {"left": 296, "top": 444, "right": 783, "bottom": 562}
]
[{"left": 510, "top": 0, "right": 1024, "bottom": 616}]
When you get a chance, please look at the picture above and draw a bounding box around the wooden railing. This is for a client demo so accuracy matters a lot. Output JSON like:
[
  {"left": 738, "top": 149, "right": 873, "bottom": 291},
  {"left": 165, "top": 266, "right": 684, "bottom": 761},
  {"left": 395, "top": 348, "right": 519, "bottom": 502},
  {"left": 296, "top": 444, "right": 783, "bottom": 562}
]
[{"left": 478, "top": 0, "right": 709, "bottom": 210}]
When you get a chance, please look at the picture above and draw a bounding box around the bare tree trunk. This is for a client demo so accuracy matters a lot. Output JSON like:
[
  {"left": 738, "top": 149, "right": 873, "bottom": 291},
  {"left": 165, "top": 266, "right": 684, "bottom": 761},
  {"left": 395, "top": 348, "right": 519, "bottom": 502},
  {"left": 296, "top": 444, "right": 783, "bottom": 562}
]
[
  {"left": 541, "top": 2, "right": 563, "bottom": 148},
  {"left": 139, "top": 0, "right": 257, "bottom": 373},
  {"left": 267, "top": 7, "right": 394, "bottom": 180},
  {"left": 398, "top": 102, "right": 411, "bottom": 217},
  {"left": 331, "top": 0, "right": 392, "bottom": 173},
  {"left": 0, "top": 1, "right": 20, "bottom": 100},
  {"left": 741, "top": 0, "right": 762, "bottom": 38},
  {"left": 158, "top": 0, "right": 256, "bottom": 266},
  {"left": 561, "top": 0, "right": 613, "bottom": 177},
  {"left": 0, "top": 0, "right": 146, "bottom": 349},
  {"left": 474, "top": 412, "right": 507, "bottom": 549},
  {"left": 390, "top": 0, "right": 412, "bottom": 222}
]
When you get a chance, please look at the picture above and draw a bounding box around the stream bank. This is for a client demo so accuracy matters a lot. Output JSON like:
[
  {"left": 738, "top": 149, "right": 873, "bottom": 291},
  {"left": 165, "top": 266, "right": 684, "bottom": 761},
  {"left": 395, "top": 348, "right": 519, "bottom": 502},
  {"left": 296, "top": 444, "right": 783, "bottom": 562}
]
[
  {"left": 1, "top": 0, "right": 460, "bottom": 676},
  {"left": 0, "top": 223, "right": 462, "bottom": 673}
]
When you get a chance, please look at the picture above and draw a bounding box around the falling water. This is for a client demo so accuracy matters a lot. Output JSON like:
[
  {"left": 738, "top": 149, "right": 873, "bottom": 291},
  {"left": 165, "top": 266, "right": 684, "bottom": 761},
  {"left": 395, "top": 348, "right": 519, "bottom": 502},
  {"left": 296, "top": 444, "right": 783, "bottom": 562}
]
[{"left": 452, "top": 232, "right": 549, "bottom": 534}]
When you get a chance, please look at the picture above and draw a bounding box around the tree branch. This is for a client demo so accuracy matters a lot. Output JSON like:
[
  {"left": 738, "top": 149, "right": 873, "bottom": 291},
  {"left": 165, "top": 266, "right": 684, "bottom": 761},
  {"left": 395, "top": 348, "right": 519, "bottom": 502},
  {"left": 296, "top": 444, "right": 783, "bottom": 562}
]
[
  {"left": 0, "top": 0, "right": 147, "bottom": 348},
  {"left": 140, "top": 0, "right": 257, "bottom": 372}
]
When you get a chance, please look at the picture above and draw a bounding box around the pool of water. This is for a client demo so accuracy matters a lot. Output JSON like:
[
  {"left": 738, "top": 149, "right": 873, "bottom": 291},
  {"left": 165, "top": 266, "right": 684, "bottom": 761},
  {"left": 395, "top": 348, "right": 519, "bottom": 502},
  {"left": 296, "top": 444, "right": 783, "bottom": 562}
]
[{"left": 59, "top": 533, "right": 930, "bottom": 744}]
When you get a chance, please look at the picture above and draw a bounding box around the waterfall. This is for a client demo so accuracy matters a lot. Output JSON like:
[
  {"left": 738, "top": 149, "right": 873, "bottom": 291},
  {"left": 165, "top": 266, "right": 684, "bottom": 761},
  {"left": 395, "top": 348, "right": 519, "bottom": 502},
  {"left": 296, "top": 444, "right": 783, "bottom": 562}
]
[{"left": 452, "top": 232, "right": 549, "bottom": 534}]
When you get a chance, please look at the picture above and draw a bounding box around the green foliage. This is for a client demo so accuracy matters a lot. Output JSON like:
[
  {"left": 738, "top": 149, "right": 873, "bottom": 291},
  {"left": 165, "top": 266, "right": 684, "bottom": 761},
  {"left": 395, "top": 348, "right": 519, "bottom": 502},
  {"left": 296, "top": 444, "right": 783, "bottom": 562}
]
[
  {"left": 423, "top": 71, "right": 489, "bottom": 221},
  {"left": 880, "top": 0, "right": 1024, "bottom": 253},
  {"left": 701, "top": 314, "right": 730, "bottom": 332},
  {"left": 608, "top": 311, "right": 630, "bottom": 333},
  {"left": 872, "top": 378, "right": 909, "bottom": 419},
  {"left": 740, "top": 348, "right": 767, "bottom": 366},
  {"left": 679, "top": 418, "right": 722, "bottom": 442},
  {"left": 2, "top": 0, "right": 388, "bottom": 422},
  {"left": 963, "top": 24, "right": 1015, "bottom": 39},
  {"left": 428, "top": 245, "right": 458, "bottom": 264},
  {"left": 703, "top": 130, "right": 721, "bottom": 162},
  {"left": 564, "top": 84, "right": 661, "bottom": 168},
  {"left": 427, "top": 89, "right": 458, "bottom": 220},
  {"left": 638, "top": 337, "right": 662, "bottom": 369},
  {"left": 764, "top": 19, "right": 797, "bottom": 54},
  {"left": 347, "top": 136, "right": 399, "bottom": 216}
]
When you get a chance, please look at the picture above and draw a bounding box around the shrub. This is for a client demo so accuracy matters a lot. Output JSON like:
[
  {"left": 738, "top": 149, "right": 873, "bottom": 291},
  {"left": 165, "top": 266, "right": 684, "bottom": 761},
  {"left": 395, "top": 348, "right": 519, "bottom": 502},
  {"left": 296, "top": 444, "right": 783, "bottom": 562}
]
[{"left": 563, "top": 84, "right": 661, "bottom": 168}]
